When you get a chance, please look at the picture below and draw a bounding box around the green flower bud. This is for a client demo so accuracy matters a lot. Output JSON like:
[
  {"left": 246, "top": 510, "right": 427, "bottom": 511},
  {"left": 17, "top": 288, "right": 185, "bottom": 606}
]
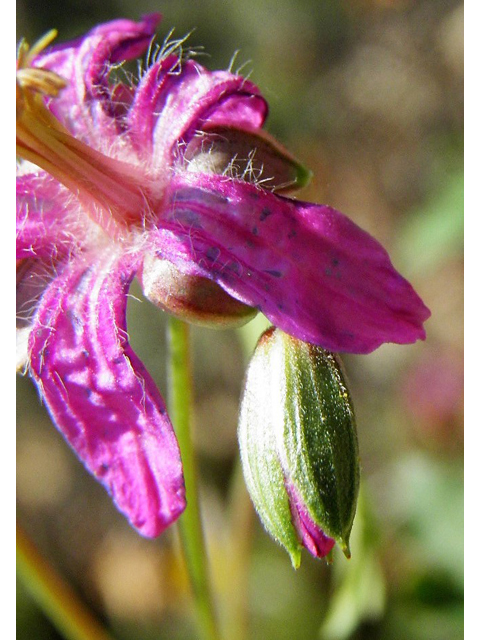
[{"left": 238, "top": 327, "right": 359, "bottom": 568}]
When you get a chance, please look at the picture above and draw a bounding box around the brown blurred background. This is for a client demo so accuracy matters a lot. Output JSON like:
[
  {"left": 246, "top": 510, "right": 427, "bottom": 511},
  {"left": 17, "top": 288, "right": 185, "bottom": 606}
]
[{"left": 17, "top": 1, "right": 463, "bottom": 639}]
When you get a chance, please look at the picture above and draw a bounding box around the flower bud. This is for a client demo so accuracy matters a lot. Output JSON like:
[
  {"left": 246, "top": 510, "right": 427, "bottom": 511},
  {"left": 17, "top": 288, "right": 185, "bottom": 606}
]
[
  {"left": 238, "top": 327, "right": 359, "bottom": 567},
  {"left": 139, "top": 253, "right": 257, "bottom": 328},
  {"left": 185, "top": 125, "right": 312, "bottom": 193}
]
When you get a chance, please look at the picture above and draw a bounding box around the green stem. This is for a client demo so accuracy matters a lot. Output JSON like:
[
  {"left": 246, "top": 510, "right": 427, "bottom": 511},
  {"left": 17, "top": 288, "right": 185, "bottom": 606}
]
[
  {"left": 167, "top": 317, "right": 221, "bottom": 640},
  {"left": 16, "top": 522, "right": 114, "bottom": 640}
]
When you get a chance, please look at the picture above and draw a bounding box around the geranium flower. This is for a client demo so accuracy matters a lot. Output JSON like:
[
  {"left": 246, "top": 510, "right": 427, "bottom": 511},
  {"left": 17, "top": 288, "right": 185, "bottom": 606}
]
[{"left": 16, "top": 15, "right": 430, "bottom": 538}]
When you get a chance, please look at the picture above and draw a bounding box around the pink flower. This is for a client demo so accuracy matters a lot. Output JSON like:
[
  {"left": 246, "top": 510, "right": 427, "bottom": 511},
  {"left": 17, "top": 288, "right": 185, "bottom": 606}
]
[{"left": 16, "top": 15, "right": 430, "bottom": 538}]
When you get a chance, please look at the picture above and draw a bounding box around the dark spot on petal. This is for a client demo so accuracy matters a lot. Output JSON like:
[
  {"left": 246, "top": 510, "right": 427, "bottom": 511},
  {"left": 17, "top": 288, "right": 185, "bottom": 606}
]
[
  {"left": 332, "top": 258, "right": 340, "bottom": 267},
  {"left": 97, "top": 463, "right": 109, "bottom": 476},
  {"left": 206, "top": 247, "right": 220, "bottom": 262},
  {"left": 259, "top": 208, "right": 272, "bottom": 221},
  {"left": 229, "top": 262, "right": 241, "bottom": 275},
  {"left": 325, "top": 268, "right": 332, "bottom": 277},
  {"left": 173, "top": 187, "right": 228, "bottom": 205},
  {"left": 252, "top": 227, "right": 258, "bottom": 236},
  {"left": 174, "top": 209, "right": 201, "bottom": 228},
  {"left": 67, "top": 309, "right": 83, "bottom": 330},
  {"left": 264, "top": 269, "right": 283, "bottom": 278},
  {"left": 287, "top": 229, "right": 297, "bottom": 239}
]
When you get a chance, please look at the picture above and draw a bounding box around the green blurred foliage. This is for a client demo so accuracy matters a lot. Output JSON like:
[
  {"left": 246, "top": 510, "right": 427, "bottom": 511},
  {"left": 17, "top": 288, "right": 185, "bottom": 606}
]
[
  {"left": 17, "top": 1, "right": 463, "bottom": 639},
  {"left": 17, "top": 578, "right": 64, "bottom": 640}
]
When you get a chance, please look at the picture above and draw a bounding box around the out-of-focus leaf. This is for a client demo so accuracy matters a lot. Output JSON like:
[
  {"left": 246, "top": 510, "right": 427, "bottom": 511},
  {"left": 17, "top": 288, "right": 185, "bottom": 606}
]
[
  {"left": 384, "top": 599, "right": 464, "bottom": 640},
  {"left": 237, "top": 313, "right": 271, "bottom": 358},
  {"left": 17, "top": 578, "right": 60, "bottom": 640},
  {"left": 386, "top": 453, "right": 464, "bottom": 587},
  {"left": 397, "top": 170, "right": 464, "bottom": 274}
]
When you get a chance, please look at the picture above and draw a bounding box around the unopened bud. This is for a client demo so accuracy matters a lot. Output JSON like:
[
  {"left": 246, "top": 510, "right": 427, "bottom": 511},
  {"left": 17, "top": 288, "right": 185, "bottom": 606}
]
[
  {"left": 185, "top": 125, "right": 312, "bottom": 193},
  {"left": 140, "top": 253, "right": 257, "bottom": 328},
  {"left": 238, "top": 327, "right": 359, "bottom": 567}
]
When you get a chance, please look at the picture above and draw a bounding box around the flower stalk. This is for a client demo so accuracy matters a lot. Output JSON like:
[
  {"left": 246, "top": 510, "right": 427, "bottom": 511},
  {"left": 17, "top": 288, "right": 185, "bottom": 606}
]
[{"left": 167, "top": 317, "right": 222, "bottom": 640}]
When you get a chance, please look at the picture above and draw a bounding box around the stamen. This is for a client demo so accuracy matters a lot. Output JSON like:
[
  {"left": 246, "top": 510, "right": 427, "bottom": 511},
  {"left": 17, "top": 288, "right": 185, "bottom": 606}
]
[
  {"left": 27, "top": 29, "right": 58, "bottom": 61},
  {"left": 17, "top": 67, "right": 67, "bottom": 99},
  {"left": 16, "top": 31, "right": 153, "bottom": 235},
  {"left": 17, "top": 30, "right": 65, "bottom": 99}
]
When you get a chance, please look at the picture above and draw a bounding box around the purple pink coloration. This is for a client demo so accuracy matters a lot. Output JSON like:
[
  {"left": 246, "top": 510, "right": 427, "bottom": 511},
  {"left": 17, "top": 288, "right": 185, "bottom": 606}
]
[
  {"left": 286, "top": 482, "right": 336, "bottom": 559},
  {"left": 16, "top": 15, "right": 430, "bottom": 539}
]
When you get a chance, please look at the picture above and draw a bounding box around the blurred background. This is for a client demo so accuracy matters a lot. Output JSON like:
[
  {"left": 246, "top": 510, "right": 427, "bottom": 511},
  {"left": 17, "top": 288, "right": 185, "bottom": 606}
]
[{"left": 16, "top": 1, "right": 463, "bottom": 639}]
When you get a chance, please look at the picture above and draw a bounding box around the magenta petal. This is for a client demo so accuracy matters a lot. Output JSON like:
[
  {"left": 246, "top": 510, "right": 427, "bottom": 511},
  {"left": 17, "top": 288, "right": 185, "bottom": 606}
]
[
  {"left": 27, "top": 250, "right": 185, "bottom": 537},
  {"left": 286, "top": 483, "right": 335, "bottom": 559},
  {"left": 128, "top": 57, "right": 267, "bottom": 161},
  {"left": 153, "top": 173, "right": 430, "bottom": 354},
  {"left": 36, "top": 15, "right": 161, "bottom": 142},
  {"left": 16, "top": 171, "right": 83, "bottom": 260}
]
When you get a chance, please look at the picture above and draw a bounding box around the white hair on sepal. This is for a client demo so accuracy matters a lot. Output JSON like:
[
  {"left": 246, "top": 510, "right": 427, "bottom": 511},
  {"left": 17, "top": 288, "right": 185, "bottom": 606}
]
[
  {"left": 107, "top": 28, "right": 202, "bottom": 95},
  {"left": 241, "top": 149, "right": 265, "bottom": 184},
  {"left": 181, "top": 135, "right": 277, "bottom": 190},
  {"left": 227, "top": 50, "right": 254, "bottom": 80},
  {"left": 114, "top": 64, "right": 138, "bottom": 93},
  {"left": 142, "top": 28, "right": 205, "bottom": 77},
  {"left": 16, "top": 249, "right": 66, "bottom": 356},
  {"left": 197, "top": 140, "right": 273, "bottom": 187}
]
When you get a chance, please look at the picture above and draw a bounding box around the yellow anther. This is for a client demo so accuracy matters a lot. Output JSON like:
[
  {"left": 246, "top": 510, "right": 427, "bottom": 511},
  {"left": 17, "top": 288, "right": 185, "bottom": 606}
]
[
  {"left": 17, "top": 29, "right": 58, "bottom": 69},
  {"left": 27, "top": 29, "right": 58, "bottom": 61},
  {"left": 17, "top": 67, "right": 67, "bottom": 97},
  {"left": 16, "top": 30, "right": 67, "bottom": 124},
  {"left": 16, "top": 27, "right": 149, "bottom": 235}
]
